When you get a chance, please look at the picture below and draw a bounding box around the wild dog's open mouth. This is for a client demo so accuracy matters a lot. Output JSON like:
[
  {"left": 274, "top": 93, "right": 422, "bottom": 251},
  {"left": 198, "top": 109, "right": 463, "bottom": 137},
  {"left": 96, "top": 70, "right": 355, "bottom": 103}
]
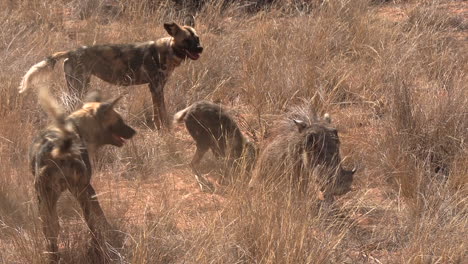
[
  {"left": 185, "top": 49, "right": 200, "bottom": 60},
  {"left": 112, "top": 134, "right": 126, "bottom": 147}
]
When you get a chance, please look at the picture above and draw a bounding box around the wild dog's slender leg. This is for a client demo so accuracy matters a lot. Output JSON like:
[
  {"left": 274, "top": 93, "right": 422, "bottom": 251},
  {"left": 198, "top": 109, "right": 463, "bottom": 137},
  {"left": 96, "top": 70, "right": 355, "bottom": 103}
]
[
  {"left": 71, "top": 184, "right": 110, "bottom": 233},
  {"left": 69, "top": 183, "right": 110, "bottom": 260},
  {"left": 64, "top": 59, "right": 91, "bottom": 102},
  {"left": 191, "top": 144, "right": 208, "bottom": 171},
  {"left": 148, "top": 81, "right": 169, "bottom": 130},
  {"left": 35, "top": 179, "right": 61, "bottom": 263},
  {"left": 221, "top": 157, "right": 238, "bottom": 185},
  {"left": 143, "top": 46, "right": 168, "bottom": 130},
  {"left": 191, "top": 145, "right": 215, "bottom": 192},
  {"left": 210, "top": 139, "right": 224, "bottom": 159},
  {"left": 219, "top": 138, "right": 236, "bottom": 184}
]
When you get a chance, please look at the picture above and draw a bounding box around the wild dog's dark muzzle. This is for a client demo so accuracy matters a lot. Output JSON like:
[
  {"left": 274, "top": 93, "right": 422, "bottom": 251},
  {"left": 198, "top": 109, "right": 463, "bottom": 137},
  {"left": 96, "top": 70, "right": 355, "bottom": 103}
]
[
  {"left": 109, "top": 122, "right": 136, "bottom": 147},
  {"left": 185, "top": 46, "right": 202, "bottom": 60},
  {"left": 194, "top": 46, "right": 203, "bottom": 53},
  {"left": 184, "top": 38, "right": 203, "bottom": 60},
  {"left": 119, "top": 125, "right": 136, "bottom": 139}
]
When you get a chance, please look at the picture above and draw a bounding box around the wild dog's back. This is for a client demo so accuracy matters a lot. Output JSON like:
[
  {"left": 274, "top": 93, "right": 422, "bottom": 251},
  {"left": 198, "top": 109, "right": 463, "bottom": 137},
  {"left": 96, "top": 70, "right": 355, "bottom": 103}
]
[
  {"left": 174, "top": 101, "right": 257, "bottom": 191},
  {"left": 29, "top": 128, "right": 84, "bottom": 177},
  {"left": 175, "top": 101, "right": 246, "bottom": 158},
  {"left": 30, "top": 82, "right": 84, "bottom": 177}
]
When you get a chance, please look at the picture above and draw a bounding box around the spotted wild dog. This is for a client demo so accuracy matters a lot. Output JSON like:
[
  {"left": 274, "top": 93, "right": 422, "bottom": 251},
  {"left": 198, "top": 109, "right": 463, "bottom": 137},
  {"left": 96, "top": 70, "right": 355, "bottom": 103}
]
[
  {"left": 174, "top": 101, "right": 257, "bottom": 192},
  {"left": 19, "top": 18, "right": 203, "bottom": 130},
  {"left": 30, "top": 82, "right": 135, "bottom": 263},
  {"left": 248, "top": 104, "right": 356, "bottom": 202}
]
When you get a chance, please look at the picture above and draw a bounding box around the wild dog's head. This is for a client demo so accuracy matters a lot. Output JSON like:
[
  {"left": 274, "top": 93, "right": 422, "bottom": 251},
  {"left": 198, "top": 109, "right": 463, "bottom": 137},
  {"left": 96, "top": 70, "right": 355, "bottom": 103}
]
[
  {"left": 69, "top": 91, "right": 136, "bottom": 148},
  {"left": 164, "top": 18, "right": 203, "bottom": 61}
]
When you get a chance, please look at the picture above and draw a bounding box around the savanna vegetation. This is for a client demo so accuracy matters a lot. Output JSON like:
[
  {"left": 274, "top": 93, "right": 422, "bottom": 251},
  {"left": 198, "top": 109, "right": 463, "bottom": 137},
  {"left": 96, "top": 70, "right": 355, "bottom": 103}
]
[{"left": 0, "top": 0, "right": 466, "bottom": 263}]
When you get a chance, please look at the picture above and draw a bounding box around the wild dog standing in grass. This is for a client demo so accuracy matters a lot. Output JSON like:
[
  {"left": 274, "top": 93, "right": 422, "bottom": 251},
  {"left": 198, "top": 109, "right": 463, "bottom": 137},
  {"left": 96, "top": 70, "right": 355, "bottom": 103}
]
[
  {"left": 174, "top": 101, "right": 257, "bottom": 192},
  {"left": 248, "top": 105, "right": 356, "bottom": 202},
  {"left": 30, "top": 83, "right": 135, "bottom": 263},
  {"left": 18, "top": 18, "right": 203, "bottom": 130}
]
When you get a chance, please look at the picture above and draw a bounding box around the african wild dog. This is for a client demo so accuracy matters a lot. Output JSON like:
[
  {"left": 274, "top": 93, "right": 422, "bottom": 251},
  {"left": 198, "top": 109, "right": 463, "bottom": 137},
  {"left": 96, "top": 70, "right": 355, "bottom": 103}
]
[
  {"left": 174, "top": 101, "right": 257, "bottom": 192},
  {"left": 18, "top": 19, "right": 203, "bottom": 130},
  {"left": 248, "top": 105, "right": 356, "bottom": 202},
  {"left": 30, "top": 83, "right": 135, "bottom": 263}
]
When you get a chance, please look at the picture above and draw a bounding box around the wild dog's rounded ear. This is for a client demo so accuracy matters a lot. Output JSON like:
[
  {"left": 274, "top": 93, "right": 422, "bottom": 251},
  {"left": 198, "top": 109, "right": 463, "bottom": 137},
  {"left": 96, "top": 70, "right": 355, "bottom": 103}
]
[
  {"left": 183, "top": 15, "right": 196, "bottom": 27},
  {"left": 84, "top": 90, "right": 102, "bottom": 103},
  {"left": 96, "top": 103, "right": 111, "bottom": 117},
  {"left": 293, "top": 119, "right": 308, "bottom": 132},
  {"left": 107, "top": 95, "right": 123, "bottom": 108},
  {"left": 97, "top": 96, "right": 122, "bottom": 116},
  {"left": 164, "top": 22, "right": 181, "bottom": 37}
]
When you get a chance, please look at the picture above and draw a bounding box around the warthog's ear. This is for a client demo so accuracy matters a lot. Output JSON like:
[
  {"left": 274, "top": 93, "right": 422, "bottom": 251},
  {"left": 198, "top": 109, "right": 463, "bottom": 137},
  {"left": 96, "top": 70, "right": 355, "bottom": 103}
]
[
  {"left": 323, "top": 113, "right": 331, "bottom": 124},
  {"left": 184, "top": 15, "right": 195, "bottom": 28},
  {"left": 293, "top": 119, "right": 308, "bottom": 132},
  {"left": 345, "top": 167, "right": 357, "bottom": 180},
  {"left": 164, "top": 22, "right": 182, "bottom": 37},
  {"left": 84, "top": 90, "right": 102, "bottom": 103}
]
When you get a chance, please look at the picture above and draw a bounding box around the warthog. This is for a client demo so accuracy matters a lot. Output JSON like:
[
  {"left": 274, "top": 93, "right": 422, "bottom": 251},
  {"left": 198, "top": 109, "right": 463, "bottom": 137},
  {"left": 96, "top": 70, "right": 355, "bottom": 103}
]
[
  {"left": 174, "top": 100, "right": 257, "bottom": 192},
  {"left": 249, "top": 105, "right": 355, "bottom": 201}
]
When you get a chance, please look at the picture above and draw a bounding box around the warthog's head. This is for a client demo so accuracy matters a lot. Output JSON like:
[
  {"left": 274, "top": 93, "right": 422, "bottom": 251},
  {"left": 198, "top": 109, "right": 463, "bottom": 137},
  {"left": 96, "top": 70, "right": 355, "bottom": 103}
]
[{"left": 293, "top": 114, "right": 356, "bottom": 196}]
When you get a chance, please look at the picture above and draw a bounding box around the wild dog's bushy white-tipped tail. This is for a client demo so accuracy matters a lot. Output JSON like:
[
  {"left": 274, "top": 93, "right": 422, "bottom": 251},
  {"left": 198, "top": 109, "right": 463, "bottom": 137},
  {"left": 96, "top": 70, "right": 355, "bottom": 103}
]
[
  {"left": 37, "top": 82, "right": 66, "bottom": 130},
  {"left": 18, "top": 60, "right": 51, "bottom": 93},
  {"left": 39, "top": 81, "right": 77, "bottom": 160},
  {"left": 37, "top": 82, "right": 74, "bottom": 159},
  {"left": 173, "top": 106, "right": 191, "bottom": 125},
  {"left": 18, "top": 51, "right": 69, "bottom": 93}
]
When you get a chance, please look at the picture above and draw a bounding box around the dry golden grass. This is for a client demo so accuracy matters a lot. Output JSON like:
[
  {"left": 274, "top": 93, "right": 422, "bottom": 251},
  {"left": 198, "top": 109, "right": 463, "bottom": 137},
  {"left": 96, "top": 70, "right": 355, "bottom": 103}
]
[{"left": 0, "top": 0, "right": 467, "bottom": 263}]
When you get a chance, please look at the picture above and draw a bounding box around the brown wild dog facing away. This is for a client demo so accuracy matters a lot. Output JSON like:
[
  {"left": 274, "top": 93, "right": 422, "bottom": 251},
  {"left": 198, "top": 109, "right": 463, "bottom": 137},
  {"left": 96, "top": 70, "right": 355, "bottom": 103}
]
[
  {"left": 30, "top": 83, "right": 135, "bottom": 263},
  {"left": 18, "top": 18, "right": 202, "bottom": 130},
  {"left": 174, "top": 101, "right": 257, "bottom": 192},
  {"left": 249, "top": 105, "right": 356, "bottom": 202}
]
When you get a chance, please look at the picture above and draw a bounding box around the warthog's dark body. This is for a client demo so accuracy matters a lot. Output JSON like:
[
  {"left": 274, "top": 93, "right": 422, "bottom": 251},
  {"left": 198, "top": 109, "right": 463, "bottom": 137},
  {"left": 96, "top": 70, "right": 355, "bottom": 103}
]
[{"left": 249, "top": 106, "right": 355, "bottom": 200}]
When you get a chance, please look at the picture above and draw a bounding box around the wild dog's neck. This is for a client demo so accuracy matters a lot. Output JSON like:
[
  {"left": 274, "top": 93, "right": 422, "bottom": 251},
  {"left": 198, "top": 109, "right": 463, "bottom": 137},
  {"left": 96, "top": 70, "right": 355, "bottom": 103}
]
[
  {"left": 66, "top": 115, "right": 103, "bottom": 153},
  {"left": 163, "top": 37, "right": 184, "bottom": 67}
]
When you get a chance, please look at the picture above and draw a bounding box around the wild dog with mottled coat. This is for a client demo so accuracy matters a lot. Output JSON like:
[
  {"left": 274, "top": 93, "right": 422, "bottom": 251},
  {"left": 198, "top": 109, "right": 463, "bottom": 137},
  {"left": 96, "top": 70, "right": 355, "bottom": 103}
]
[
  {"left": 19, "top": 19, "right": 203, "bottom": 130},
  {"left": 248, "top": 105, "right": 356, "bottom": 202},
  {"left": 174, "top": 101, "right": 256, "bottom": 192},
  {"left": 30, "top": 83, "right": 135, "bottom": 263}
]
